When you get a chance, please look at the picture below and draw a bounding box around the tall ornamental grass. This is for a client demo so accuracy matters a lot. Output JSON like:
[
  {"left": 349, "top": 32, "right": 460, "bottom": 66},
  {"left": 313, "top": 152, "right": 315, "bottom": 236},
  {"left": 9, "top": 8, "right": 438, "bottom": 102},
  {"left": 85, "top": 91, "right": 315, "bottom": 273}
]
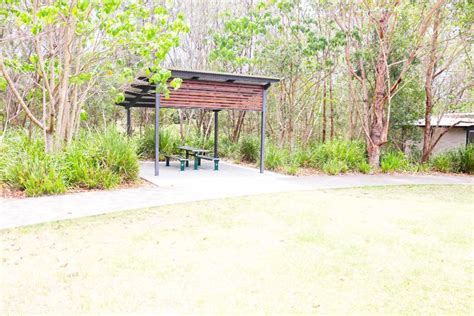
[
  {"left": 1, "top": 128, "right": 139, "bottom": 197},
  {"left": 431, "top": 144, "right": 474, "bottom": 174},
  {"left": 380, "top": 151, "right": 411, "bottom": 173}
]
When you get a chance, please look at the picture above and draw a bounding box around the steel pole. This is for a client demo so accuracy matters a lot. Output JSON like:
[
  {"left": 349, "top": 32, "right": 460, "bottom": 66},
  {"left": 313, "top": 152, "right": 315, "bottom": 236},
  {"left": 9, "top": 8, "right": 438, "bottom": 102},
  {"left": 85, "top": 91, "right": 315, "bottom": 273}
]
[
  {"left": 155, "top": 88, "right": 160, "bottom": 176},
  {"left": 126, "top": 107, "right": 132, "bottom": 136},
  {"left": 214, "top": 110, "right": 219, "bottom": 158},
  {"left": 260, "top": 89, "right": 267, "bottom": 173}
]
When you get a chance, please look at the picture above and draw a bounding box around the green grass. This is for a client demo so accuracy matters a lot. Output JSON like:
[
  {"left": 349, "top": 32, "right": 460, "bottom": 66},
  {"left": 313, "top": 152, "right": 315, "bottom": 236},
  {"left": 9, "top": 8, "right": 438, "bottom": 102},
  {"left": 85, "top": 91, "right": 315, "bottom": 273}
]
[{"left": 2, "top": 185, "right": 472, "bottom": 314}]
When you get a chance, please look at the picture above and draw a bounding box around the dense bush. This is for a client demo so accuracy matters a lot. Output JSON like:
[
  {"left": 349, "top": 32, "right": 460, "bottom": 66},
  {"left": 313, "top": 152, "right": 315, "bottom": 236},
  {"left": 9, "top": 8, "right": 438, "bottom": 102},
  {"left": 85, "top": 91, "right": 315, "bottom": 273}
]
[
  {"left": 380, "top": 151, "right": 411, "bottom": 173},
  {"left": 136, "top": 127, "right": 216, "bottom": 160},
  {"left": 265, "top": 143, "right": 285, "bottom": 170},
  {"left": 219, "top": 136, "right": 240, "bottom": 160},
  {"left": 259, "top": 140, "right": 369, "bottom": 174},
  {"left": 431, "top": 154, "right": 453, "bottom": 173},
  {"left": 1, "top": 128, "right": 139, "bottom": 196},
  {"left": 431, "top": 145, "right": 474, "bottom": 174},
  {"left": 322, "top": 159, "right": 349, "bottom": 175},
  {"left": 239, "top": 136, "right": 260, "bottom": 162},
  {"left": 457, "top": 144, "right": 474, "bottom": 174},
  {"left": 308, "top": 140, "right": 368, "bottom": 174},
  {"left": 0, "top": 132, "right": 67, "bottom": 196},
  {"left": 136, "top": 127, "right": 182, "bottom": 159},
  {"left": 64, "top": 129, "right": 139, "bottom": 189}
]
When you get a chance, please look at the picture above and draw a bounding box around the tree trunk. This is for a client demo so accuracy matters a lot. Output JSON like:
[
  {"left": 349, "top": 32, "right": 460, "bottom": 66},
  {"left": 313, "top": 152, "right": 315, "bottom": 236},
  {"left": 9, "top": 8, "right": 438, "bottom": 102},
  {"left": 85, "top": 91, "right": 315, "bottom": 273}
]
[
  {"left": 368, "top": 142, "right": 381, "bottom": 168},
  {"left": 321, "top": 79, "right": 327, "bottom": 143},
  {"left": 368, "top": 11, "right": 391, "bottom": 168},
  {"left": 421, "top": 9, "right": 441, "bottom": 162},
  {"left": 55, "top": 20, "right": 74, "bottom": 150},
  {"left": 347, "top": 72, "right": 355, "bottom": 139},
  {"left": 231, "top": 111, "right": 246, "bottom": 142},
  {"left": 329, "top": 76, "right": 335, "bottom": 140},
  {"left": 179, "top": 110, "right": 185, "bottom": 139}
]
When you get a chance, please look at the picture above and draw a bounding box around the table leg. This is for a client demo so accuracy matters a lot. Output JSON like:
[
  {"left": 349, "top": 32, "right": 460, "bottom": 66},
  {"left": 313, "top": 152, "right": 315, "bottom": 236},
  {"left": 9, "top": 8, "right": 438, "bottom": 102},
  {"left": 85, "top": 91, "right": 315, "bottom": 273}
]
[{"left": 185, "top": 151, "right": 189, "bottom": 167}]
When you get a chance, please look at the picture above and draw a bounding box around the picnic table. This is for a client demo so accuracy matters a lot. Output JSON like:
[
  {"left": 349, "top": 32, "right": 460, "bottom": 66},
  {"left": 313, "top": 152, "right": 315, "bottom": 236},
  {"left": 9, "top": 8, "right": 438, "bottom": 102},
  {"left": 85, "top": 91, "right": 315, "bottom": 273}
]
[{"left": 178, "top": 146, "right": 211, "bottom": 167}]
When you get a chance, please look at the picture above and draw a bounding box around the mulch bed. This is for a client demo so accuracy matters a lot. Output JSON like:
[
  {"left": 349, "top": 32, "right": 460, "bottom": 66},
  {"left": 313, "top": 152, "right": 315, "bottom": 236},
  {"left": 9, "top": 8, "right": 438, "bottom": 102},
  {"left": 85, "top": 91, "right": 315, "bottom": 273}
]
[{"left": 0, "top": 179, "right": 152, "bottom": 200}]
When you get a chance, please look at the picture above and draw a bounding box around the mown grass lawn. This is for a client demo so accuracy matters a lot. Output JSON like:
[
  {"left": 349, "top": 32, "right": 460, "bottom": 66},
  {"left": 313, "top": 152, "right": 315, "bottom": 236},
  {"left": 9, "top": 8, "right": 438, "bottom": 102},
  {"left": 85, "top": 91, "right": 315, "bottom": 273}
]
[{"left": 1, "top": 185, "right": 473, "bottom": 314}]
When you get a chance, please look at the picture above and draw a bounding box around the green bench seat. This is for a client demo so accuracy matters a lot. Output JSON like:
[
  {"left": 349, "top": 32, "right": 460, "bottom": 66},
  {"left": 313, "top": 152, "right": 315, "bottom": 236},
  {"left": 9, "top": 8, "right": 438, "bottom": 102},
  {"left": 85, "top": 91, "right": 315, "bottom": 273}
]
[
  {"left": 164, "top": 155, "right": 188, "bottom": 171},
  {"left": 194, "top": 155, "right": 219, "bottom": 171}
]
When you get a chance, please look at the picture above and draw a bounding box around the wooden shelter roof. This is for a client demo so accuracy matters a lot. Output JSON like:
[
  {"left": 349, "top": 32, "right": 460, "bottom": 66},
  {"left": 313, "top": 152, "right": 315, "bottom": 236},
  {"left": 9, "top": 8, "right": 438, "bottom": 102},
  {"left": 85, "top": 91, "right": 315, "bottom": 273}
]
[{"left": 117, "top": 68, "right": 280, "bottom": 111}]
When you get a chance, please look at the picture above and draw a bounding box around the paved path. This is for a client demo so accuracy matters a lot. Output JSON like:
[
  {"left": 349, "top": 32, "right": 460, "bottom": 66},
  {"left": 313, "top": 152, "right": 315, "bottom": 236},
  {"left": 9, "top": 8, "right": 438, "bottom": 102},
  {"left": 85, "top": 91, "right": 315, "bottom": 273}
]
[{"left": 1, "top": 161, "right": 472, "bottom": 229}]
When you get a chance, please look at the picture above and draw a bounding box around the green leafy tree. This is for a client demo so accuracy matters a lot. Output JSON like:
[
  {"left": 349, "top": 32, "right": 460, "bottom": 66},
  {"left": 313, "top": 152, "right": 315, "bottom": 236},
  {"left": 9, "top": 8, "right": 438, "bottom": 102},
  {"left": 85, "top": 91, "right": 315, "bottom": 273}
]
[
  {"left": 211, "top": 0, "right": 345, "bottom": 146},
  {"left": 0, "top": 0, "right": 188, "bottom": 151}
]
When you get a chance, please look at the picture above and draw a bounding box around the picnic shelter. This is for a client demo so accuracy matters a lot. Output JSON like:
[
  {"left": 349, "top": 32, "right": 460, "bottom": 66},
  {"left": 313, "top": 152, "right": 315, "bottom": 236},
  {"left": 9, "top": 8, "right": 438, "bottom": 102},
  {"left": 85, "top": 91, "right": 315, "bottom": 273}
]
[{"left": 116, "top": 69, "right": 280, "bottom": 175}]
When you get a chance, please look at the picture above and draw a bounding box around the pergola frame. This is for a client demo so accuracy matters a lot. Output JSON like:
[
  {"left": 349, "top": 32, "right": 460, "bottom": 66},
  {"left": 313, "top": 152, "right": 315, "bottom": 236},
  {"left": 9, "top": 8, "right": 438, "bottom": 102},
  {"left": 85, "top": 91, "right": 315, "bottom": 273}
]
[{"left": 117, "top": 69, "right": 279, "bottom": 176}]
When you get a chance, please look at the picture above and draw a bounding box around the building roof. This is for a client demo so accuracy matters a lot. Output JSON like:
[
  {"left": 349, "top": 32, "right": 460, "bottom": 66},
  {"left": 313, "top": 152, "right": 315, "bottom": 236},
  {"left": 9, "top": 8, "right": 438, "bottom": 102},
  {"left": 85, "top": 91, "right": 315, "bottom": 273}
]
[
  {"left": 414, "top": 113, "right": 474, "bottom": 127},
  {"left": 165, "top": 68, "right": 281, "bottom": 85},
  {"left": 117, "top": 68, "right": 280, "bottom": 110}
]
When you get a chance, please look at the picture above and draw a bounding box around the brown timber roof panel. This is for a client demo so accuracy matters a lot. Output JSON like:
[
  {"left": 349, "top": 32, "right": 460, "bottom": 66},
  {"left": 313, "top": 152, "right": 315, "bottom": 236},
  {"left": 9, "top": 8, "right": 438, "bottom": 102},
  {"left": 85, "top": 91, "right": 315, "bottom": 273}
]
[
  {"left": 118, "top": 69, "right": 280, "bottom": 111},
  {"left": 161, "top": 80, "right": 263, "bottom": 111}
]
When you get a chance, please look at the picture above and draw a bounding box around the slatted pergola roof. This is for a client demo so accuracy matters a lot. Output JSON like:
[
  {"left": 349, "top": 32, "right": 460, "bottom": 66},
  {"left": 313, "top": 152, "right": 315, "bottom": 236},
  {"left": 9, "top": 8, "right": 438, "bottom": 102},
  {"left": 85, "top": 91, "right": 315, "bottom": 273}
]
[
  {"left": 117, "top": 68, "right": 280, "bottom": 111},
  {"left": 116, "top": 69, "right": 280, "bottom": 176}
]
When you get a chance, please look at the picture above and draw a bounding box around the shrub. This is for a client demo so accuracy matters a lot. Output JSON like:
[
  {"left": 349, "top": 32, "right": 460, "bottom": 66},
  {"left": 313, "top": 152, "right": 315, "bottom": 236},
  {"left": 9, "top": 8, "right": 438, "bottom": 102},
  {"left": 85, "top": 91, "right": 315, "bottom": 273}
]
[
  {"left": 322, "top": 159, "right": 349, "bottom": 175},
  {"left": 284, "top": 165, "right": 299, "bottom": 175},
  {"left": 97, "top": 128, "right": 139, "bottom": 182},
  {"left": 64, "top": 128, "right": 138, "bottom": 189},
  {"left": 239, "top": 136, "right": 259, "bottom": 162},
  {"left": 1, "top": 128, "right": 138, "bottom": 196},
  {"left": 380, "top": 151, "right": 410, "bottom": 173},
  {"left": 136, "top": 127, "right": 180, "bottom": 159},
  {"left": 0, "top": 132, "right": 67, "bottom": 196},
  {"left": 431, "top": 154, "right": 453, "bottom": 173},
  {"left": 265, "top": 144, "right": 285, "bottom": 170},
  {"left": 291, "top": 148, "right": 311, "bottom": 167},
  {"left": 457, "top": 144, "right": 474, "bottom": 174},
  {"left": 430, "top": 145, "right": 474, "bottom": 174},
  {"left": 219, "top": 136, "right": 240, "bottom": 160},
  {"left": 412, "top": 163, "right": 432, "bottom": 173},
  {"left": 136, "top": 127, "right": 155, "bottom": 159},
  {"left": 356, "top": 161, "right": 371, "bottom": 174},
  {"left": 308, "top": 139, "right": 367, "bottom": 173}
]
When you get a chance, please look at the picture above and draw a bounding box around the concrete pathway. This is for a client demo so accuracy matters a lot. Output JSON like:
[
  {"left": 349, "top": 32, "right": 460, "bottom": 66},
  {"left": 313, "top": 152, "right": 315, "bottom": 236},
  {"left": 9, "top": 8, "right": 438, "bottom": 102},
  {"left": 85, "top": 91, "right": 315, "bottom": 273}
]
[{"left": 1, "top": 161, "right": 472, "bottom": 229}]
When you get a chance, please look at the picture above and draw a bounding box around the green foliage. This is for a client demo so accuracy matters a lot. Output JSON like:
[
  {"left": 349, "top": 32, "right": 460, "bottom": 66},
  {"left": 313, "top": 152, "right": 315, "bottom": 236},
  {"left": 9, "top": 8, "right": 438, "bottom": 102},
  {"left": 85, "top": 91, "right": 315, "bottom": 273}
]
[
  {"left": 431, "top": 154, "right": 453, "bottom": 173},
  {"left": 2, "top": 0, "right": 189, "bottom": 140},
  {"left": 283, "top": 164, "right": 299, "bottom": 175},
  {"left": 322, "top": 159, "right": 349, "bottom": 175},
  {"left": 136, "top": 127, "right": 155, "bottom": 159},
  {"left": 0, "top": 128, "right": 138, "bottom": 196},
  {"left": 380, "top": 151, "right": 411, "bottom": 173},
  {"left": 291, "top": 148, "right": 311, "bottom": 168},
  {"left": 159, "top": 128, "right": 181, "bottom": 158},
  {"left": 309, "top": 140, "right": 367, "bottom": 173},
  {"left": 356, "top": 161, "right": 371, "bottom": 174},
  {"left": 239, "top": 136, "right": 260, "bottom": 162},
  {"left": 137, "top": 127, "right": 182, "bottom": 160},
  {"left": 431, "top": 145, "right": 474, "bottom": 174},
  {"left": 457, "top": 144, "right": 474, "bottom": 174},
  {"left": 64, "top": 128, "right": 138, "bottom": 189},
  {"left": 0, "top": 132, "right": 66, "bottom": 196},
  {"left": 265, "top": 144, "right": 285, "bottom": 170},
  {"left": 219, "top": 136, "right": 240, "bottom": 160},
  {"left": 64, "top": 140, "right": 121, "bottom": 189},
  {"left": 136, "top": 127, "right": 217, "bottom": 161}
]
